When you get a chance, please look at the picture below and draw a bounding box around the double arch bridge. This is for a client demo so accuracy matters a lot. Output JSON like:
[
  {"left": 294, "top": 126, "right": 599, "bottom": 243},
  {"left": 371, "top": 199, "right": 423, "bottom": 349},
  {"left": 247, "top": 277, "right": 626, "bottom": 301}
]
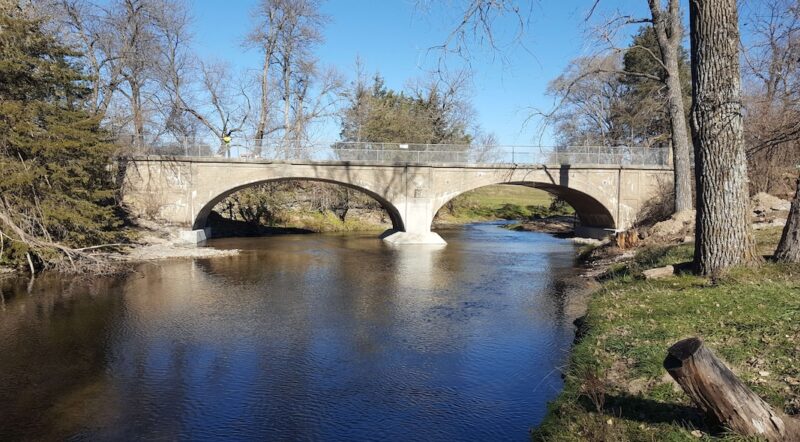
[{"left": 121, "top": 144, "right": 673, "bottom": 244}]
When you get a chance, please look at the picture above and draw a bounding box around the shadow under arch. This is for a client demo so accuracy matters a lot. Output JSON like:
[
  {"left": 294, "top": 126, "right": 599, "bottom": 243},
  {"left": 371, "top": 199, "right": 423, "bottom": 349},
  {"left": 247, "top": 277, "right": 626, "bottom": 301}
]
[
  {"left": 433, "top": 181, "right": 617, "bottom": 230},
  {"left": 192, "top": 177, "right": 406, "bottom": 233}
]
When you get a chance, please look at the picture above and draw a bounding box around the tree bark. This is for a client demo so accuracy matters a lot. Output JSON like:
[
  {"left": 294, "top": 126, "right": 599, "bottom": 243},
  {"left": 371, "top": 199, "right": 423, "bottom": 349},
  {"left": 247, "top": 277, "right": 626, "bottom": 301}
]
[
  {"left": 131, "top": 80, "right": 145, "bottom": 150},
  {"left": 649, "top": 0, "right": 693, "bottom": 213},
  {"left": 689, "top": 0, "right": 760, "bottom": 275},
  {"left": 282, "top": 51, "right": 292, "bottom": 156},
  {"left": 255, "top": 50, "right": 271, "bottom": 152},
  {"left": 775, "top": 175, "right": 800, "bottom": 262},
  {"left": 664, "top": 337, "right": 800, "bottom": 441}
]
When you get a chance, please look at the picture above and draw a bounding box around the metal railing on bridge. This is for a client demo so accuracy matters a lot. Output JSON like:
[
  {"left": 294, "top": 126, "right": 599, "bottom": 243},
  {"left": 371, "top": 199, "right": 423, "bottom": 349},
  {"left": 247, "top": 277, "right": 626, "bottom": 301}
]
[{"left": 121, "top": 138, "right": 670, "bottom": 167}]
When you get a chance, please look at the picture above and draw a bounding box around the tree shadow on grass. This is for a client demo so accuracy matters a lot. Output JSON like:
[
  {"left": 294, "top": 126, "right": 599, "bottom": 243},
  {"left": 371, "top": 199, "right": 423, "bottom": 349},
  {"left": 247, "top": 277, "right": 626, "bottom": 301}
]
[
  {"left": 672, "top": 261, "right": 694, "bottom": 275},
  {"left": 576, "top": 392, "right": 716, "bottom": 434}
]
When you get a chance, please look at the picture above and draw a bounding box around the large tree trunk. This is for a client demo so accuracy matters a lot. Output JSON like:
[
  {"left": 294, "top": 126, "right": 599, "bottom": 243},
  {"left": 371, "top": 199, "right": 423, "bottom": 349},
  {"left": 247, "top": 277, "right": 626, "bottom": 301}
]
[
  {"left": 282, "top": 51, "right": 292, "bottom": 159},
  {"left": 649, "top": 0, "right": 693, "bottom": 213},
  {"left": 775, "top": 176, "right": 800, "bottom": 262},
  {"left": 664, "top": 56, "right": 693, "bottom": 213},
  {"left": 664, "top": 338, "right": 800, "bottom": 441},
  {"left": 254, "top": 51, "right": 270, "bottom": 153},
  {"left": 689, "top": 0, "right": 760, "bottom": 275},
  {"left": 130, "top": 80, "right": 145, "bottom": 152}
]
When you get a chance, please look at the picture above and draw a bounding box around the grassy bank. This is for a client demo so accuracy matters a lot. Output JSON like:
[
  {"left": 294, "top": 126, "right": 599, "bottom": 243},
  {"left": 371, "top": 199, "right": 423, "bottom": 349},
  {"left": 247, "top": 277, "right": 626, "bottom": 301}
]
[
  {"left": 209, "top": 209, "right": 391, "bottom": 236},
  {"left": 281, "top": 210, "right": 389, "bottom": 233},
  {"left": 458, "top": 185, "right": 552, "bottom": 208},
  {"left": 534, "top": 228, "right": 800, "bottom": 440},
  {"left": 435, "top": 185, "right": 563, "bottom": 224}
]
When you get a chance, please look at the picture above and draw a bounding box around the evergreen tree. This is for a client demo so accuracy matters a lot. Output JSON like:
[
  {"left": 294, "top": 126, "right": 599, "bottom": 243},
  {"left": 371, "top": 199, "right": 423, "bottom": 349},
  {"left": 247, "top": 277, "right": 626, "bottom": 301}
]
[
  {"left": 548, "top": 27, "right": 690, "bottom": 149},
  {"left": 339, "top": 74, "right": 472, "bottom": 144},
  {"left": 618, "top": 26, "right": 691, "bottom": 146},
  {"left": 0, "top": 5, "right": 126, "bottom": 271}
]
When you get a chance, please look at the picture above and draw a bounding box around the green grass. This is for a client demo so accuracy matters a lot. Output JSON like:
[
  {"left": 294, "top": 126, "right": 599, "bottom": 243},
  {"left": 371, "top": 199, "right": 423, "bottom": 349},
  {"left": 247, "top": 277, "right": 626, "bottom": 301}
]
[
  {"left": 534, "top": 228, "right": 800, "bottom": 441},
  {"left": 435, "top": 184, "right": 570, "bottom": 223},
  {"left": 459, "top": 185, "right": 552, "bottom": 208},
  {"left": 278, "top": 210, "right": 388, "bottom": 233}
]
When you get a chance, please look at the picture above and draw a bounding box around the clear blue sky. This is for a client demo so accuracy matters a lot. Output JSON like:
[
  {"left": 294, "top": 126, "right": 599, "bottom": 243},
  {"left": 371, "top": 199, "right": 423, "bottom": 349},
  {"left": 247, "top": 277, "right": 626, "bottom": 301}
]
[{"left": 189, "top": 1, "right": 666, "bottom": 145}]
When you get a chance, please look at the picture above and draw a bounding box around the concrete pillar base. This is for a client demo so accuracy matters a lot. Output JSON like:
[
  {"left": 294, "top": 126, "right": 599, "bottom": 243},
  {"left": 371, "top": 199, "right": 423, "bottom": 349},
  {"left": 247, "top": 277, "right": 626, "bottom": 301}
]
[
  {"left": 380, "top": 230, "right": 447, "bottom": 245},
  {"left": 178, "top": 228, "right": 210, "bottom": 244}
]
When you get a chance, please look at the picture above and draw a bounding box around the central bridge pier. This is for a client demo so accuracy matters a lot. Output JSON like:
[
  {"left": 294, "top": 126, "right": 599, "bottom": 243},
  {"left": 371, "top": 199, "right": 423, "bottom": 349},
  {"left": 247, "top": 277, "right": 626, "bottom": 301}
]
[{"left": 122, "top": 157, "right": 673, "bottom": 245}]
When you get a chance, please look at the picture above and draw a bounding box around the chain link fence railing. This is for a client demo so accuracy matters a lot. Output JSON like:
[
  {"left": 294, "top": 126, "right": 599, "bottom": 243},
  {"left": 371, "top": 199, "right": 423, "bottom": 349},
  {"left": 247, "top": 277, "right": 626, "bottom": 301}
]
[{"left": 118, "top": 137, "right": 670, "bottom": 167}]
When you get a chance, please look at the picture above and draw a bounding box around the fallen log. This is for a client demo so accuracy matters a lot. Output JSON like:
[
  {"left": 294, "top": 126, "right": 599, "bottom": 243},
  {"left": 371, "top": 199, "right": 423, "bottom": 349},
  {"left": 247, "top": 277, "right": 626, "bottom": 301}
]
[{"left": 664, "top": 337, "right": 800, "bottom": 441}]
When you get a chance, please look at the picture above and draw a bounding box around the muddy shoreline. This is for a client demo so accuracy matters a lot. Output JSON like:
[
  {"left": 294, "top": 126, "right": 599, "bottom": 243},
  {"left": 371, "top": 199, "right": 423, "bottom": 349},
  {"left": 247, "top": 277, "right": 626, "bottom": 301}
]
[
  {"left": 116, "top": 227, "right": 240, "bottom": 263},
  {"left": 503, "top": 215, "right": 578, "bottom": 235}
]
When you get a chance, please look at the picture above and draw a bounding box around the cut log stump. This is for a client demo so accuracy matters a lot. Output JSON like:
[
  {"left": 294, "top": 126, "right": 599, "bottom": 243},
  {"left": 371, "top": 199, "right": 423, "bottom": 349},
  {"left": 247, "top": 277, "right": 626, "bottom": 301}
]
[
  {"left": 615, "top": 229, "right": 639, "bottom": 249},
  {"left": 642, "top": 265, "right": 675, "bottom": 280},
  {"left": 664, "top": 337, "right": 800, "bottom": 441}
]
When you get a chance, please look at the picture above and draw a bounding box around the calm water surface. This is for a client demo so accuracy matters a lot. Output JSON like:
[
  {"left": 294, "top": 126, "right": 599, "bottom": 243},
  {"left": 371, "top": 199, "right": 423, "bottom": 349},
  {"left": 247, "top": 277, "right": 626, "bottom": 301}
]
[{"left": 0, "top": 223, "right": 581, "bottom": 441}]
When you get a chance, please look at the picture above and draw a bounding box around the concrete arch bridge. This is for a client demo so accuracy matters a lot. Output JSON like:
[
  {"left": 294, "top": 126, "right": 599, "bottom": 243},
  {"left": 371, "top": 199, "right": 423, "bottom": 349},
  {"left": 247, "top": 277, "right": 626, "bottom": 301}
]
[{"left": 122, "top": 146, "right": 673, "bottom": 245}]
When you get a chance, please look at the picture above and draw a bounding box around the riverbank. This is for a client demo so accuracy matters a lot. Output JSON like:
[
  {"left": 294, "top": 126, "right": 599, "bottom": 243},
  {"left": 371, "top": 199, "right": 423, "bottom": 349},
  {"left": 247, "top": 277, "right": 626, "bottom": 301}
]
[
  {"left": 434, "top": 187, "right": 569, "bottom": 227},
  {"left": 532, "top": 226, "right": 800, "bottom": 440},
  {"left": 118, "top": 230, "right": 239, "bottom": 262},
  {"left": 503, "top": 216, "right": 577, "bottom": 235}
]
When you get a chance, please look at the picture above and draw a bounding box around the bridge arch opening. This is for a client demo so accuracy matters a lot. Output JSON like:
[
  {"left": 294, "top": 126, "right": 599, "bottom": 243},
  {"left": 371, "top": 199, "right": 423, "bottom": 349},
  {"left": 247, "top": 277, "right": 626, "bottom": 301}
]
[
  {"left": 432, "top": 182, "right": 616, "bottom": 234},
  {"left": 192, "top": 178, "right": 405, "bottom": 237}
]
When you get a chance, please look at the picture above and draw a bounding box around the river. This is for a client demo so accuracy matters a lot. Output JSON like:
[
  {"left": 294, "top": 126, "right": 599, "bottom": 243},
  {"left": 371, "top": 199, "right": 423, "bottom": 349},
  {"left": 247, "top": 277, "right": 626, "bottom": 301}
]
[{"left": 0, "top": 222, "right": 583, "bottom": 441}]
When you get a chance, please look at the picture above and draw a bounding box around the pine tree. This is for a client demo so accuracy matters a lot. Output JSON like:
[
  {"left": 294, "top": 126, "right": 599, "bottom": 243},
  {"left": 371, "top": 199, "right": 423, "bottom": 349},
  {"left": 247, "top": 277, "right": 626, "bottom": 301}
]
[
  {"left": 339, "top": 74, "right": 472, "bottom": 144},
  {"left": 0, "top": 5, "right": 126, "bottom": 271},
  {"left": 619, "top": 26, "right": 691, "bottom": 147}
]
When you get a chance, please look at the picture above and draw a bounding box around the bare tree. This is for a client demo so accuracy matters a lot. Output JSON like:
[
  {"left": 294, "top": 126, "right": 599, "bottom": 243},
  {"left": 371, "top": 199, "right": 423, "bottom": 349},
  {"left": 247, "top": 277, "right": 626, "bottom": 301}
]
[
  {"left": 288, "top": 62, "right": 344, "bottom": 148},
  {"left": 246, "top": 0, "right": 287, "bottom": 148},
  {"left": 647, "top": 0, "right": 692, "bottom": 212},
  {"left": 104, "top": 0, "right": 162, "bottom": 147},
  {"left": 180, "top": 62, "right": 252, "bottom": 155},
  {"left": 545, "top": 54, "right": 628, "bottom": 146},
  {"left": 44, "top": 0, "right": 194, "bottom": 147},
  {"left": 417, "top": 0, "right": 531, "bottom": 69},
  {"left": 690, "top": 0, "right": 760, "bottom": 275},
  {"left": 275, "top": 0, "right": 327, "bottom": 144},
  {"left": 741, "top": 0, "right": 800, "bottom": 195},
  {"left": 49, "top": 0, "right": 121, "bottom": 116},
  {"left": 775, "top": 176, "right": 800, "bottom": 262},
  {"left": 445, "top": 1, "right": 694, "bottom": 213},
  {"left": 739, "top": 0, "right": 800, "bottom": 262},
  {"left": 247, "top": 0, "right": 330, "bottom": 156},
  {"left": 150, "top": 0, "right": 194, "bottom": 141}
]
